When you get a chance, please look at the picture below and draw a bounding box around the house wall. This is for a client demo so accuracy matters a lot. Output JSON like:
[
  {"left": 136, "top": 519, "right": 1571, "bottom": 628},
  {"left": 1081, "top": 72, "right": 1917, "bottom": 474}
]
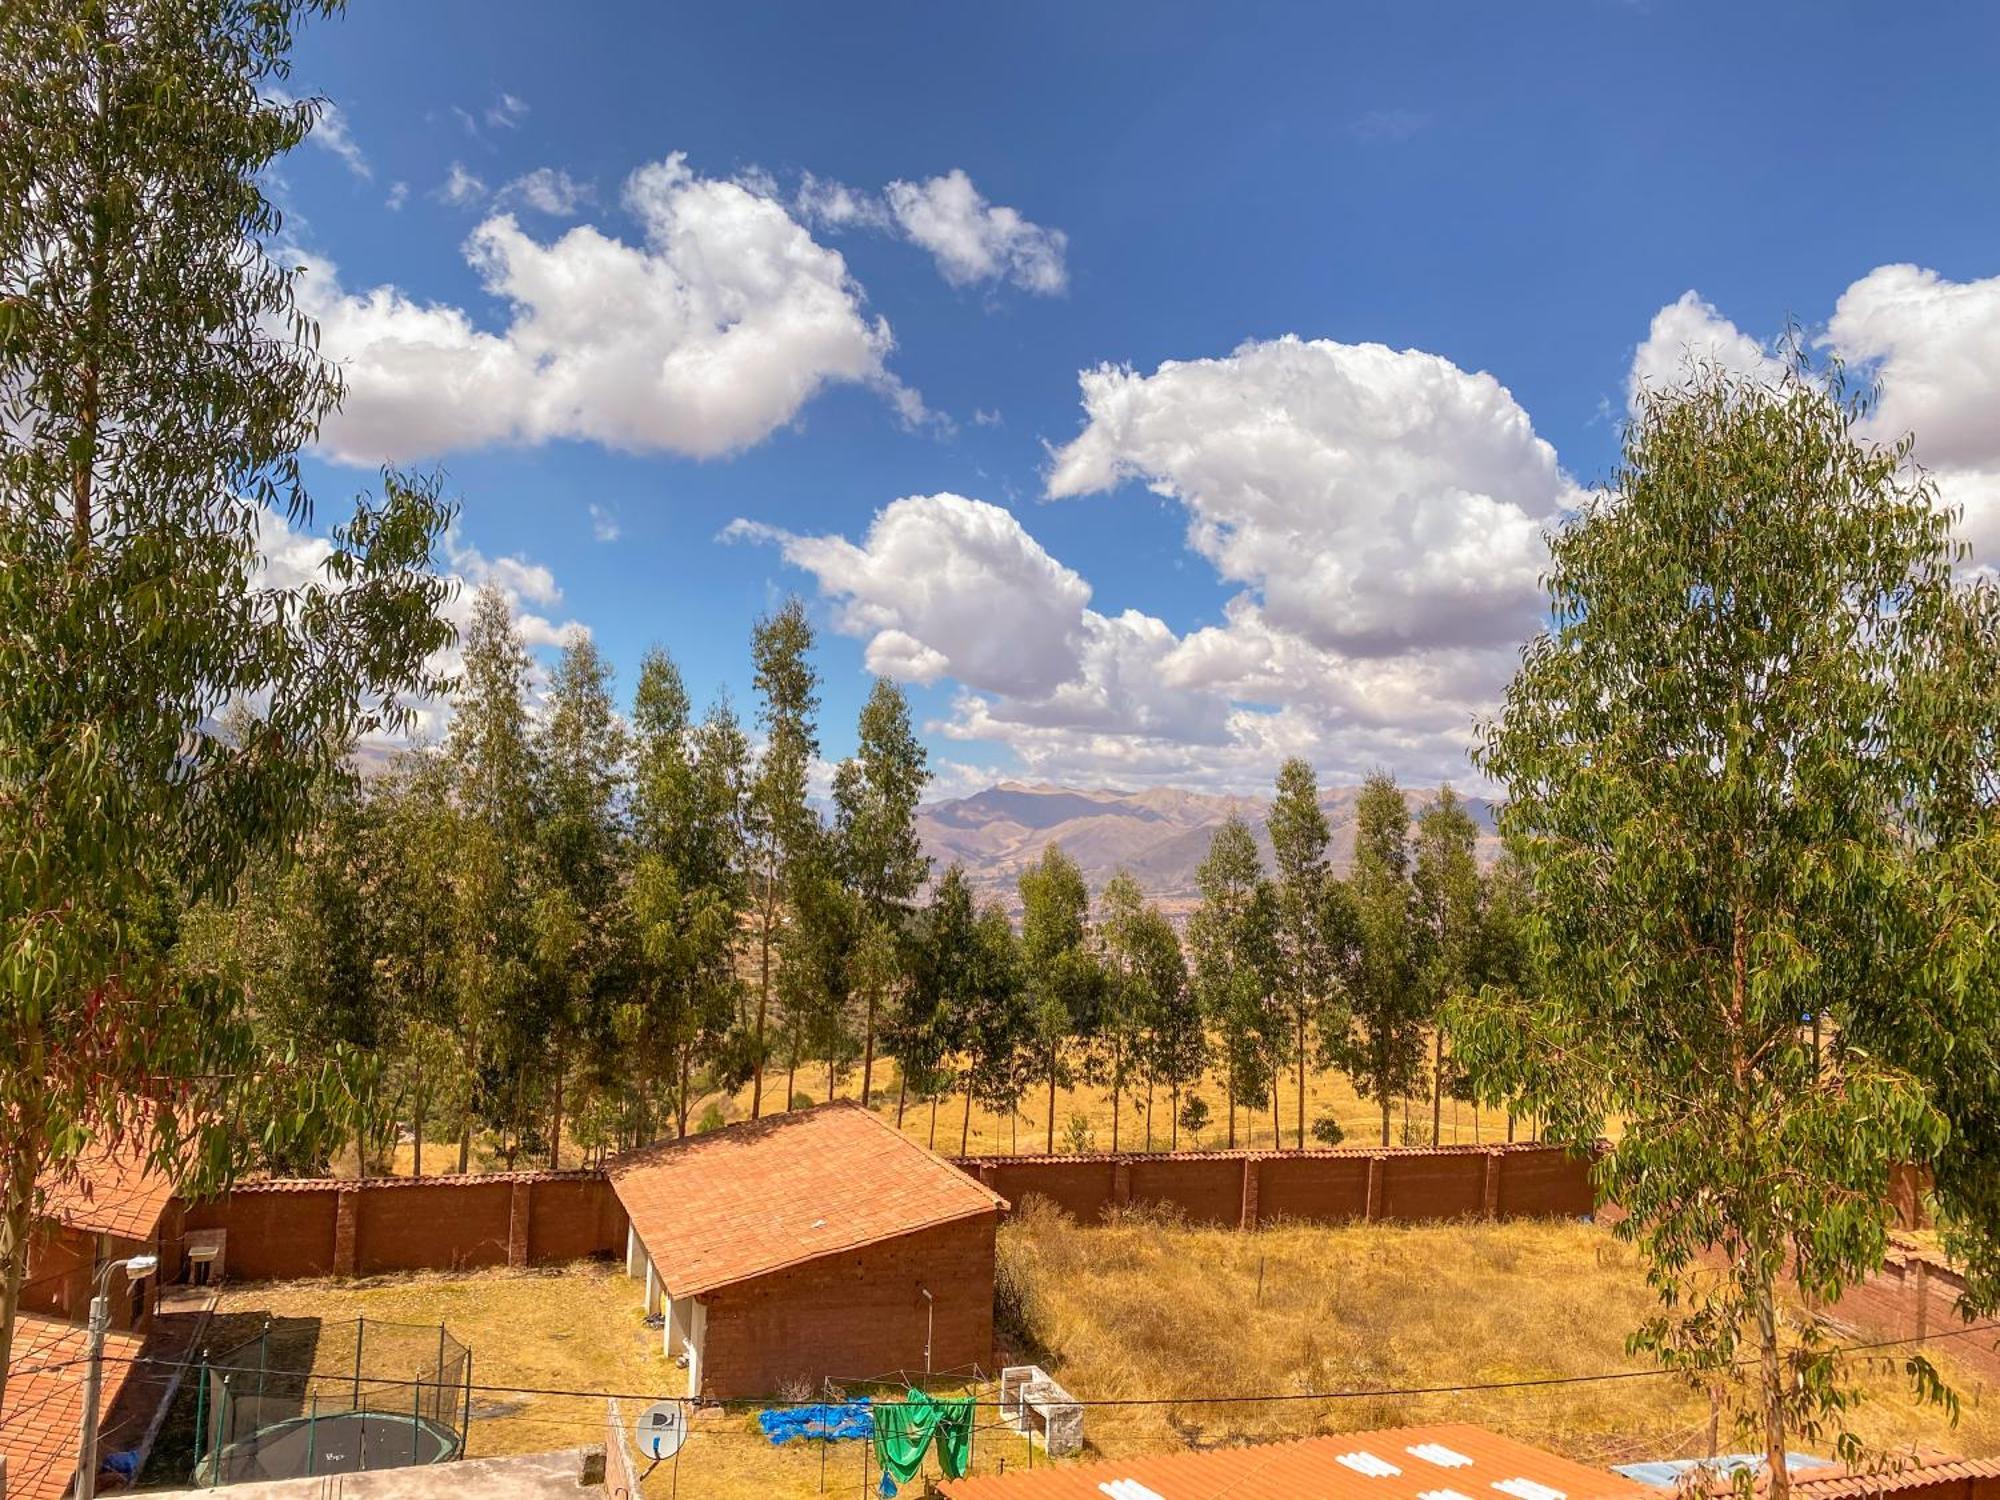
[
  {"left": 692, "top": 1211, "right": 999, "bottom": 1401},
  {"left": 20, "top": 1209, "right": 186, "bottom": 1333}
]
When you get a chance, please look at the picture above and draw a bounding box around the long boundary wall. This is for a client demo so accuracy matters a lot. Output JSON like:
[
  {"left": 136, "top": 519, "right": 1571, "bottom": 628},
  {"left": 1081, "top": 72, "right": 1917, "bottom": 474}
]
[
  {"left": 179, "top": 1169, "right": 627, "bottom": 1282},
  {"left": 952, "top": 1141, "right": 1597, "bottom": 1228}
]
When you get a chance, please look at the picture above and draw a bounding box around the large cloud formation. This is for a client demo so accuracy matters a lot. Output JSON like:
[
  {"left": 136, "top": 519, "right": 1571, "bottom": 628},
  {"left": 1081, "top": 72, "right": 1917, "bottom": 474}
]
[
  {"left": 1630, "top": 267, "right": 2000, "bottom": 569},
  {"left": 300, "top": 153, "right": 919, "bottom": 465},
  {"left": 733, "top": 336, "right": 1575, "bottom": 790}
]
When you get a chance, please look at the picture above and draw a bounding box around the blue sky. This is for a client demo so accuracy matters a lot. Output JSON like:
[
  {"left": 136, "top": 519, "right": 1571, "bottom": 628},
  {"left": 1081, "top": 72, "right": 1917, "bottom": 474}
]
[{"left": 272, "top": 2, "right": 2000, "bottom": 795}]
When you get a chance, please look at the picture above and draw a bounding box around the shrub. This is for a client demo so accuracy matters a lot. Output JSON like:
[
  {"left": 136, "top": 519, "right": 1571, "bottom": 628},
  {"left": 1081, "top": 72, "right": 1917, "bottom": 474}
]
[
  {"left": 1177, "top": 1095, "right": 1211, "bottom": 1148},
  {"left": 1311, "top": 1116, "right": 1345, "bottom": 1147},
  {"left": 1064, "top": 1113, "right": 1096, "bottom": 1155},
  {"left": 696, "top": 1102, "right": 727, "bottom": 1134},
  {"left": 790, "top": 1092, "right": 817, "bottom": 1111}
]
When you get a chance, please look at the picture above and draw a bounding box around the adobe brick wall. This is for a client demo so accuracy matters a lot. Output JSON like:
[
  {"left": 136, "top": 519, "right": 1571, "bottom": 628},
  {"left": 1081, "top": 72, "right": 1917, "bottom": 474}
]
[
  {"left": 696, "top": 1211, "right": 999, "bottom": 1401},
  {"left": 954, "top": 1143, "right": 1596, "bottom": 1227},
  {"left": 180, "top": 1170, "right": 627, "bottom": 1283}
]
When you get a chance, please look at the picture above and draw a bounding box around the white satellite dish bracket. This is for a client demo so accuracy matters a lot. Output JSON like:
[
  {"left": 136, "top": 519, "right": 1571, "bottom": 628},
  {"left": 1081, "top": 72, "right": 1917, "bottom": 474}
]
[{"left": 635, "top": 1398, "right": 690, "bottom": 1467}]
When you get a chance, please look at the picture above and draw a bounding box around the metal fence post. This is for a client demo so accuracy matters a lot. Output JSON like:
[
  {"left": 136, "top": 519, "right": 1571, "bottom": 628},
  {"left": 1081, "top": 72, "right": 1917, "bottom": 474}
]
[{"left": 460, "top": 1350, "right": 473, "bottom": 1460}]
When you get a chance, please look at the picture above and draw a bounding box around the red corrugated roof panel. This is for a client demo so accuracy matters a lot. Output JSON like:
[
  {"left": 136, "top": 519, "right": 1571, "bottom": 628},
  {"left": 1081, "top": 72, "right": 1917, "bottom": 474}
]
[
  {"left": 609, "top": 1102, "right": 1008, "bottom": 1298},
  {"left": 941, "top": 1423, "right": 1651, "bottom": 1500}
]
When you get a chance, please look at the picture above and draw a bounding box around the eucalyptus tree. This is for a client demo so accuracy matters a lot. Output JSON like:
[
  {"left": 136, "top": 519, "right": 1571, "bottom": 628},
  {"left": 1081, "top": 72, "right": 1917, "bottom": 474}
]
[
  {"left": 833, "top": 678, "right": 931, "bottom": 1109},
  {"left": 747, "top": 598, "right": 820, "bottom": 1116},
  {"left": 1097, "top": 872, "right": 1189, "bottom": 1153},
  {"left": 1452, "top": 355, "right": 2000, "bottom": 1492},
  {"left": 1324, "top": 773, "right": 1426, "bottom": 1145},
  {"left": 893, "top": 865, "right": 980, "bottom": 1140},
  {"left": 531, "top": 633, "right": 628, "bottom": 1167},
  {"left": 0, "top": 0, "right": 454, "bottom": 1395},
  {"left": 959, "top": 900, "right": 1029, "bottom": 1155},
  {"left": 1186, "top": 817, "right": 1280, "bottom": 1148},
  {"left": 1268, "top": 759, "right": 1336, "bottom": 1148},
  {"left": 444, "top": 587, "right": 539, "bottom": 1168},
  {"left": 1018, "top": 844, "right": 1104, "bottom": 1153},
  {"left": 1413, "top": 786, "right": 1482, "bottom": 1143}
]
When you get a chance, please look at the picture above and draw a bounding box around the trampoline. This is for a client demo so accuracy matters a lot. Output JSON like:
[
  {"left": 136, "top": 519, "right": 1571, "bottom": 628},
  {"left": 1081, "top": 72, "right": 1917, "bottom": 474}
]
[{"left": 193, "top": 1316, "right": 470, "bottom": 1487}]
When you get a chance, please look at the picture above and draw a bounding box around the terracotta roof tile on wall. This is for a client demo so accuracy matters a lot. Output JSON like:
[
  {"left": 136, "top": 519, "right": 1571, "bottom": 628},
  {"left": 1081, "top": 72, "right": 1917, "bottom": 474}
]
[
  {"left": 609, "top": 1102, "right": 1008, "bottom": 1298},
  {"left": 940, "top": 1423, "right": 1649, "bottom": 1500},
  {"left": 0, "top": 1314, "right": 143, "bottom": 1500},
  {"left": 39, "top": 1141, "right": 178, "bottom": 1240}
]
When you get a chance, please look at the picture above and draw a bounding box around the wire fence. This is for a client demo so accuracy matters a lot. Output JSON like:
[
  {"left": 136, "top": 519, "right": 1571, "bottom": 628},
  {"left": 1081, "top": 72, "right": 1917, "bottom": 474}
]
[{"left": 193, "top": 1316, "right": 470, "bottom": 1486}]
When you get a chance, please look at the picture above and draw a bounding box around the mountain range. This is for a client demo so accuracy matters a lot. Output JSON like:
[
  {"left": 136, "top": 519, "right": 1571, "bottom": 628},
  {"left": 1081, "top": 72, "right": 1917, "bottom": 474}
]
[{"left": 917, "top": 781, "right": 1500, "bottom": 915}]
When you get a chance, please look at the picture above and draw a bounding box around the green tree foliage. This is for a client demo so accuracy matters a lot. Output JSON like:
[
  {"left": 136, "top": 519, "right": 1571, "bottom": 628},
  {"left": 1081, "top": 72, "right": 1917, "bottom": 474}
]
[
  {"left": 1096, "top": 873, "right": 1191, "bottom": 1154},
  {"left": 1268, "top": 758, "right": 1338, "bottom": 1149},
  {"left": 833, "top": 678, "right": 930, "bottom": 1109},
  {"left": 0, "top": 0, "right": 454, "bottom": 1397},
  {"left": 747, "top": 598, "right": 819, "bottom": 1116},
  {"left": 1324, "top": 773, "right": 1426, "bottom": 1146},
  {"left": 530, "top": 633, "right": 629, "bottom": 1167},
  {"left": 1187, "top": 817, "right": 1280, "bottom": 1149},
  {"left": 1018, "top": 845, "right": 1103, "bottom": 1155},
  {"left": 1451, "top": 356, "right": 2000, "bottom": 1490},
  {"left": 1413, "top": 786, "right": 1482, "bottom": 1144},
  {"left": 443, "top": 586, "right": 539, "bottom": 1168},
  {"left": 958, "top": 899, "right": 1029, "bottom": 1155}
]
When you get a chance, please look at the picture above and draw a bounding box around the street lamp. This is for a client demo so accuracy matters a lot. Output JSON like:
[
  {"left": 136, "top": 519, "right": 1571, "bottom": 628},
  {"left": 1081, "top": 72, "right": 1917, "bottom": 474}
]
[{"left": 75, "top": 1253, "right": 157, "bottom": 1500}]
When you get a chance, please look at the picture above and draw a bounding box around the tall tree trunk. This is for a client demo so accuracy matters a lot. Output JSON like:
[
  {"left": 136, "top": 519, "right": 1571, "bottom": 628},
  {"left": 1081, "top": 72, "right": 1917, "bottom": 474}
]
[
  {"left": 1380, "top": 1091, "right": 1391, "bottom": 1147},
  {"left": 1296, "top": 1018, "right": 1308, "bottom": 1151},
  {"left": 784, "top": 1038, "right": 797, "bottom": 1114},
  {"left": 1110, "top": 1036, "right": 1121, "bottom": 1154},
  {"left": 928, "top": 1093, "right": 938, "bottom": 1151},
  {"left": 1506, "top": 1107, "right": 1515, "bottom": 1143},
  {"left": 1432, "top": 1030, "right": 1444, "bottom": 1146},
  {"left": 412, "top": 1053, "right": 426, "bottom": 1178},
  {"left": 1045, "top": 1046, "right": 1057, "bottom": 1154},
  {"left": 752, "top": 866, "right": 775, "bottom": 1119},
  {"left": 548, "top": 1063, "right": 564, "bottom": 1171},
  {"left": 0, "top": 1119, "right": 45, "bottom": 1413},
  {"left": 1270, "top": 1079, "right": 1279, "bottom": 1150},
  {"left": 896, "top": 1070, "right": 909, "bottom": 1129},
  {"left": 1756, "top": 1275, "right": 1790, "bottom": 1500},
  {"left": 677, "top": 1046, "right": 691, "bottom": 1138},
  {"left": 1226, "top": 1054, "right": 1238, "bottom": 1149},
  {"left": 1144, "top": 1073, "right": 1155, "bottom": 1153},
  {"left": 961, "top": 1080, "right": 974, "bottom": 1156},
  {"left": 1170, "top": 1082, "right": 1180, "bottom": 1151},
  {"left": 827, "top": 1054, "right": 836, "bottom": 1104},
  {"left": 860, "top": 989, "right": 879, "bottom": 1110}
]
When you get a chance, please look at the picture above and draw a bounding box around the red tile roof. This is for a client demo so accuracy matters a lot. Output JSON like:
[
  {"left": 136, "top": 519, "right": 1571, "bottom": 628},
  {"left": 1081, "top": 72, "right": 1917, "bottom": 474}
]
[
  {"left": 940, "top": 1423, "right": 1650, "bottom": 1500},
  {"left": 1, "top": 1314, "right": 143, "bottom": 1500},
  {"left": 39, "top": 1140, "right": 178, "bottom": 1241},
  {"left": 609, "top": 1102, "right": 1008, "bottom": 1298}
]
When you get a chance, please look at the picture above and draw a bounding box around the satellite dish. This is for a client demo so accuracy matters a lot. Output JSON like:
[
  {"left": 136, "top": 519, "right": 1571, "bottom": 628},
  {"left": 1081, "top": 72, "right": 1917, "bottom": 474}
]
[{"left": 636, "top": 1399, "right": 689, "bottom": 1461}]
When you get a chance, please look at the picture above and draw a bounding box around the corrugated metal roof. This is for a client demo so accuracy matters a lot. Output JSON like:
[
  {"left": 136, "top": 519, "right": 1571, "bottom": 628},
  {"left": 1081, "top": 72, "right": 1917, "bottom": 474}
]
[
  {"left": 609, "top": 1102, "right": 1008, "bottom": 1298},
  {"left": 940, "top": 1422, "right": 1651, "bottom": 1500}
]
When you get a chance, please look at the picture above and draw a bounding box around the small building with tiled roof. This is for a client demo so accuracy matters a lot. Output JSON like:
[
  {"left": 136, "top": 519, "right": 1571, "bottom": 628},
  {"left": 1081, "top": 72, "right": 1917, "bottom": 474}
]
[
  {"left": 939, "top": 1423, "right": 1652, "bottom": 1500},
  {"left": 608, "top": 1102, "right": 1008, "bottom": 1400},
  {"left": 22, "top": 1142, "right": 185, "bottom": 1335}
]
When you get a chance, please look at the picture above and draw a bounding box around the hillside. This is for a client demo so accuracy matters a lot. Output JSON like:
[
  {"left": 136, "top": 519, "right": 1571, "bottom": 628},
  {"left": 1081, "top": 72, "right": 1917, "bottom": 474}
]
[{"left": 918, "top": 780, "right": 1500, "bottom": 913}]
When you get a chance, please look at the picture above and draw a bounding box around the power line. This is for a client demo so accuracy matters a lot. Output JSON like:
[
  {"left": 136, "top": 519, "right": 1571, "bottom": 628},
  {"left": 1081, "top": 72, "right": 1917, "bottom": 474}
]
[{"left": 33, "top": 1314, "right": 1998, "bottom": 1415}]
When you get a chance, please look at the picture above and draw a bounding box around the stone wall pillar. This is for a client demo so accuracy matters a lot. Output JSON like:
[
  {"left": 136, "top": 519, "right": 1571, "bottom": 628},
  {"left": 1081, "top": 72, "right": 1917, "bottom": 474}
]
[
  {"left": 1483, "top": 1151, "right": 1503, "bottom": 1218},
  {"left": 1366, "top": 1156, "right": 1385, "bottom": 1221},
  {"left": 1240, "top": 1157, "right": 1260, "bottom": 1229},
  {"left": 507, "top": 1180, "right": 532, "bottom": 1269},
  {"left": 332, "top": 1187, "right": 359, "bottom": 1277},
  {"left": 1112, "top": 1159, "right": 1132, "bottom": 1209}
]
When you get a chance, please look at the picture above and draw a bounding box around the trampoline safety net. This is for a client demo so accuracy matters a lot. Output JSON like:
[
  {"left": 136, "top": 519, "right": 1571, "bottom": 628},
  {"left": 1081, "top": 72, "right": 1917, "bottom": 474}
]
[{"left": 193, "top": 1316, "right": 470, "bottom": 1486}]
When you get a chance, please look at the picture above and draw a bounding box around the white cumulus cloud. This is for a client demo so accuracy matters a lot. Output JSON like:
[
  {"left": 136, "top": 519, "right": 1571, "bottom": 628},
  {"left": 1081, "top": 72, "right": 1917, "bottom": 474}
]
[
  {"left": 1046, "top": 335, "right": 1575, "bottom": 658},
  {"left": 498, "top": 167, "right": 592, "bottom": 218},
  {"left": 884, "top": 170, "right": 1068, "bottom": 295},
  {"left": 301, "top": 153, "right": 923, "bottom": 465}
]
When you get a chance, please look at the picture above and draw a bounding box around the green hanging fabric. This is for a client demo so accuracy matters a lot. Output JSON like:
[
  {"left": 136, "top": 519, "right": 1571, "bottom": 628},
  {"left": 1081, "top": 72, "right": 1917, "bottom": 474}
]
[
  {"left": 930, "top": 1395, "right": 974, "bottom": 1480},
  {"left": 872, "top": 1392, "right": 937, "bottom": 1486},
  {"left": 870, "top": 1389, "right": 978, "bottom": 1484}
]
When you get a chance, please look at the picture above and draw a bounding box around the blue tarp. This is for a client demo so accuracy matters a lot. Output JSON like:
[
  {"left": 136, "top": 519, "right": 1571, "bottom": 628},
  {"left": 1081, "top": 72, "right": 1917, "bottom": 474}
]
[{"left": 758, "top": 1400, "right": 875, "bottom": 1445}]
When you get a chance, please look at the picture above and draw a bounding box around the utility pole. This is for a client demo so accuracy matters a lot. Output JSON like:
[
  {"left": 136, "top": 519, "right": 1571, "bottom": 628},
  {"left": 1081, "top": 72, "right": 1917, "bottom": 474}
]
[{"left": 76, "top": 1254, "right": 157, "bottom": 1500}]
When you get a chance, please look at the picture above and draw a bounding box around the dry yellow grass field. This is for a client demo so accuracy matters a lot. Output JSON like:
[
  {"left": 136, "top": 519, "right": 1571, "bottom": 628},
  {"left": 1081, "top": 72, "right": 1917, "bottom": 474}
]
[
  {"left": 141, "top": 1213, "right": 2000, "bottom": 1499},
  {"left": 994, "top": 1201, "right": 2000, "bottom": 1469}
]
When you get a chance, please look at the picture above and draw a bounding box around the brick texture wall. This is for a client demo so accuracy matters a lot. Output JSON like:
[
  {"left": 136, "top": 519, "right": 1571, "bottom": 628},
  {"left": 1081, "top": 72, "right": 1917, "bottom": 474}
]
[
  {"left": 696, "top": 1212, "right": 999, "bottom": 1401},
  {"left": 180, "top": 1170, "right": 627, "bottom": 1282},
  {"left": 959, "top": 1142, "right": 1595, "bottom": 1227}
]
